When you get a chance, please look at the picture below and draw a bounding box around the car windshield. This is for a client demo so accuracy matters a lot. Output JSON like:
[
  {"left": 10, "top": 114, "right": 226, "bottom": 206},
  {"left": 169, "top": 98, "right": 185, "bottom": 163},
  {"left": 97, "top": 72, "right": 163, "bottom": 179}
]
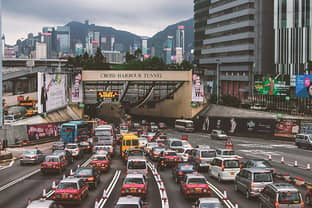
[
  {"left": 154, "top": 148, "right": 165, "bottom": 153},
  {"left": 171, "top": 141, "right": 182, "bottom": 147},
  {"left": 253, "top": 172, "right": 272, "bottom": 182},
  {"left": 179, "top": 164, "right": 194, "bottom": 171},
  {"left": 53, "top": 150, "right": 65, "bottom": 155},
  {"left": 187, "top": 178, "right": 206, "bottom": 184},
  {"left": 139, "top": 139, "right": 147, "bottom": 142},
  {"left": 254, "top": 160, "right": 272, "bottom": 168},
  {"left": 4, "top": 116, "right": 13, "bottom": 120},
  {"left": 128, "top": 161, "right": 146, "bottom": 169},
  {"left": 57, "top": 182, "right": 78, "bottom": 190},
  {"left": 75, "top": 169, "right": 92, "bottom": 176},
  {"left": 45, "top": 157, "right": 60, "bottom": 162},
  {"left": 116, "top": 205, "right": 139, "bottom": 208},
  {"left": 54, "top": 142, "right": 64, "bottom": 146},
  {"left": 201, "top": 151, "right": 216, "bottom": 158},
  {"left": 124, "top": 178, "right": 144, "bottom": 184},
  {"left": 66, "top": 145, "right": 77, "bottom": 149},
  {"left": 95, "top": 130, "right": 111, "bottom": 136},
  {"left": 147, "top": 143, "right": 157, "bottom": 147},
  {"left": 278, "top": 192, "right": 301, "bottom": 204},
  {"left": 224, "top": 160, "right": 239, "bottom": 168},
  {"left": 186, "top": 123, "right": 193, "bottom": 128},
  {"left": 223, "top": 151, "right": 235, "bottom": 155},
  {"left": 93, "top": 156, "right": 107, "bottom": 161},
  {"left": 23, "top": 150, "right": 37, "bottom": 155},
  {"left": 166, "top": 152, "right": 177, "bottom": 156},
  {"left": 199, "top": 203, "right": 222, "bottom": 208}
]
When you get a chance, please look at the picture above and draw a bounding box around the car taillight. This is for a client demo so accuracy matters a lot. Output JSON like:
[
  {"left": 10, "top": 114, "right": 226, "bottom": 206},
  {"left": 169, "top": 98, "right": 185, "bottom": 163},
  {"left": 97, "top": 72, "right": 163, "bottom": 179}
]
[
  {"left": 73, "top": 194, "right": 80, "bottom": 199},
  {"left": 274, "top": 201, "right": 279, "bottom": 208},
  {"left": 121, "top": 189, "right": 125, "bottom": 194},
  {"left": 88, "top": 177, "right": 95, "bottom": 181},
  {"left": 250, "top": 183, "right": 255, "bottom": 188},
  {"left": 178, "top": 172, "right": 184, "bottom": 175},
  {"left": 221, "top": 164, "right": 225, "bottom": 171},
  {"left": 301, "top": 201, "right": 304, "bottom": 207},
  {"left": 75, "top": 138, "right": 78, "bottom": 142}
]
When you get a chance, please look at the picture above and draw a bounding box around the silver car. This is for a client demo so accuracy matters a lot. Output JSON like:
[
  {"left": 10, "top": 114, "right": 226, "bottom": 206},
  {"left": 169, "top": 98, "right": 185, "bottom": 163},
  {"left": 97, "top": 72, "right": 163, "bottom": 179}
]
[
  {"left": 193, "top": 197, "right": 223, "bottom": 208},
  {"left": 20, "top": 149, "right": 45, "bottom": 165}
]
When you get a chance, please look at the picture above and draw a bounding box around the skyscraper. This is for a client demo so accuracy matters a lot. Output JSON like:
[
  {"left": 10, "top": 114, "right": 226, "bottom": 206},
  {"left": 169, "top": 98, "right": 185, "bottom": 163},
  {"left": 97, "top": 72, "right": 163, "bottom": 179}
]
[
  {"left": 75, "top": 43, "right": 83, "bottom": 56},
  {"left": 141, "top": 38, "right": 148, "bottom": 56},
  {"left": 198, "top": 0, "right": 274, "bottom": 99},
  {"left": 55, "top": 26, "right": 70, "bottom": 55},
  {"left": 42, "top": 27, "right": 55, "bottom": 58},
  {"left": 274, "top": 0, "right": 312, "bottom": 75},
  {"left": 85, "top": 31, "right": 100, "bottom": 55},
  {"left": 176, "top": 25, "right": 185, "bottom": 59},
  {"left": 164, "top": 36, "right": 173, "bottom": 64}
]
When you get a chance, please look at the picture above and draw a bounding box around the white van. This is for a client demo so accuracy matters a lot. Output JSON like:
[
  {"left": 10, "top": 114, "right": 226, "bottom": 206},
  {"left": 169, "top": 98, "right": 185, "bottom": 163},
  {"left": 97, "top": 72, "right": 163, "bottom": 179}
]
[
  {"left": 208, "top": 157, "right": 241, "bottom": 182},
  {"left": 175, "top": 119, "right": 194, "bottom": 132},
  {"left": 126, "top": 156, "right": 148, "bottom": 176},
  {"left": 95, "top": 125, "right": 114, "bottom": 145}
]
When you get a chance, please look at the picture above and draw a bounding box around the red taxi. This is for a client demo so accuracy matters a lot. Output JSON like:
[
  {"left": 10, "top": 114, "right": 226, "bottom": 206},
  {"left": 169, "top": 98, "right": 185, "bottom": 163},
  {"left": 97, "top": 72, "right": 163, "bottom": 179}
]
[
  {"left": 40, "top": 155, "right": 67, "bottom": 174},
  {"left": 52, "top": 178, "right": 89, "bottom": 204},
  {"left": 180, "top": 174, "right": 211, "bottom": 200},
  {"left": 160, "top": 150, "right": 181, "bottom": 166},
  {"left": 89, "top": 154, "right": 110, "bottom": 172},
  {"left": 121, "top": 174, "right": 148, "bottom": 199}
]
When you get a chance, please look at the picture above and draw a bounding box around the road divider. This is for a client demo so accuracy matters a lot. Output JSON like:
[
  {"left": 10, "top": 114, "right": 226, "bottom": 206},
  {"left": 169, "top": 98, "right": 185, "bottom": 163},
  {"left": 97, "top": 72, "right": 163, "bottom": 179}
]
[
  {"left": 95, "top": 169, "right": 121, "bottom": 208},
  {"left": 147, "top": 161, "right": 169, "bottom": 208}
]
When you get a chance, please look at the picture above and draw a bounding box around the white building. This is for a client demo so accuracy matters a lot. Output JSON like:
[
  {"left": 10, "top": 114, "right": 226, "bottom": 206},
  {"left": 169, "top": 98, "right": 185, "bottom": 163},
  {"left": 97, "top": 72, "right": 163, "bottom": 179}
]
[
  {"left": 36, "top": 42, "right": 47, "bottom": 59},
  {"left": 175, "top": 47, "right": 183, "bottom": 64},
  {"left": 102, "top": 50, "right": 125, "bottom": 64}
]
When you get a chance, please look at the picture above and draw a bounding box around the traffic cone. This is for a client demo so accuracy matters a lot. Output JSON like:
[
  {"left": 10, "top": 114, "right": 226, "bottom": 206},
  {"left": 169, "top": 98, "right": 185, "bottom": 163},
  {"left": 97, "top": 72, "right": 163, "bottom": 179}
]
[
  {"left": 52, "top": 180, "right": 57, "bottom": 190},
  {"left": 94, "top": 198, "right": 99, "bottom": 208},
  {"left": 235, "top": 202, "right": 238, "bottom": 208},
  {"left": 294, "top": 160, "right": 298, "bottom": 167},
  {"left": 63, "top": 174, "right": 66, "bottom": 180},
  {"left": 102, "top": 189, "right": 107, "bottom": 199},
  {"left": 42, "top": 189, "right": 46, "bottom": 198},
  {"left": 268, "top": 155, "right": 272, "bottom": 161},
  {"left": 70, "top": 169, "right": 74, "bottom": 176},
  {"left": 281, "top": 156, "right": 284, "bottom": 164},
  {"left": 223, "top": 189, "right": 228, "bottom": 200},
  {"left": 307, "top": 164, "right": 311, "bottom": 171}
]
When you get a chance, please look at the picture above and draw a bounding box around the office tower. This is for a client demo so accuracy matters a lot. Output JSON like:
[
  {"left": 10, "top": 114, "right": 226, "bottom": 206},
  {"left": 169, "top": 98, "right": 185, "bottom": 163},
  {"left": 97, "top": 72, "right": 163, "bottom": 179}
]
[
  {"left": 42, "top": 27, "right": 55, "bottom": 58},
  {"left": 164, "top": 36, "right": 173, "bottom": 64},
  {"left": 142, "top": 38, "right": 148, "bottom": 55},
  {"left": 36, "top": 42, "right": 47, "bottom": 59},
  {"left": 176, "top": 25, "right": 185, "bottom": 58},
  {"left": 75, "top": 43, "right": 83, "bottom": 56},
  {"left": 55, "top": 26, "right": 70, "bottom": 55}
]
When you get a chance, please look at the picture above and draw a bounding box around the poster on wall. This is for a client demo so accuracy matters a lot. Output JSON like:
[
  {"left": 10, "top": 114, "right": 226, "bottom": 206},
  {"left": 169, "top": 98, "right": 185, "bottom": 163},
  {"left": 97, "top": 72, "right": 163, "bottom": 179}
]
[
  {"left": 71, "top": 73, "right": 83, "bottom": 103},
  {"left": 254, "top": 74, "right": 290, "bottom": 96},
  {"left": 295, "top": 75, "right": 312, "bottom": 98},
  {"left": 37, "top": 72, "right": 67, "bottom": 114},
  {"left": 192, "top": 74, "right": 204, "bottom": 102},
  {"left": 27, "top": 123, "right": 60, "bottom": 141},
  {"left": 274, "top": 119, "right": 300, "bottom": 138}
]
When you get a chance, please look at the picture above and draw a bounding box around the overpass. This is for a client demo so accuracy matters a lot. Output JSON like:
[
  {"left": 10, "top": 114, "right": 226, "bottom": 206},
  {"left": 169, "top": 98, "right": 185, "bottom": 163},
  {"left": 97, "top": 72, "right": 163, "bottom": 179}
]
[{"left": 82, "top": 70, "right": 206, "bottom": 119}]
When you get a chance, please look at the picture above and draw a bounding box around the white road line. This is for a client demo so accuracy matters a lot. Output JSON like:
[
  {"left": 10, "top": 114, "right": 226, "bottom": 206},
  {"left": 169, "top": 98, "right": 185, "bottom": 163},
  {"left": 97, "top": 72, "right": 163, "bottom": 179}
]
[
  {"left": 0, "top": 169, "right": 40, "bottom": 192},
  {"left": 98, "top": 170, "right": 121, "bottom": 208},
  {"left": 0, "top": 160, "right": 15, "bottom": 171}
]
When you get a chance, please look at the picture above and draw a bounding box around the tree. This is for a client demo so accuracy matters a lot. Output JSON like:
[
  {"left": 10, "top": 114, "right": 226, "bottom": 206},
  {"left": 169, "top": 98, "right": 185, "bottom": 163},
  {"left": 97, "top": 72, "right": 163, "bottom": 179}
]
[
  {"left": 94, "top": 48, "right": 105, "bottom": 64},
  {"left": 180, "top": 60, "right": 192, "bottom": 70},
  {"left": 125, "top": 52, "right": 136, "bottom": 63},
  {"left": 134, "top": 48, "right": 142, "bottom": 59}
]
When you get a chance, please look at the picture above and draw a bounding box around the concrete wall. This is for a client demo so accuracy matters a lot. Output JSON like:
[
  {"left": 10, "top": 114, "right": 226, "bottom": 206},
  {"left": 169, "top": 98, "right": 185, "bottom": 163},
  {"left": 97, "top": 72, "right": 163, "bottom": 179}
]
[
  {"left": 129, "top": 80, "right": 206, "bottom": 119},
  {"left": 0, "top": 125, "right": 28, "bottom": 145}
]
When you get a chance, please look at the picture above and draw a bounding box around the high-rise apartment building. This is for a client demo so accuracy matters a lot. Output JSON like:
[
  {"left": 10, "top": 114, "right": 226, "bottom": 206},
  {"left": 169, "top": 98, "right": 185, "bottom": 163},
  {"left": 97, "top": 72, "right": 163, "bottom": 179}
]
[
  {"left": 176, "top": 25, "right": 185, "bottom": 58},
  {"left": 274, "top": 0, "right": 312, "bottom": 75},
  {"left": 142, "top": 38, "right": 148, "bottom": 56},
  {"left": 55, "top": 26, "right": 70, "bottom": 55},
  {"left": 197, "top": 0, "right": 274, "bottom": 98}
]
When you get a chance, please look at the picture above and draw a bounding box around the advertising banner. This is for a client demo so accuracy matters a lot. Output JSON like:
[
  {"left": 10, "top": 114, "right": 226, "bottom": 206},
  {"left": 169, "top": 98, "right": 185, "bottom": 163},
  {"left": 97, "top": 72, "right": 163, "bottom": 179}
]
[
  {"left": 71, "top": 73, "right": 83, "bottom": 103},
  {"left": 254, "top": 74, "right": 290, "bottom": 96},
  {"left": 38, "top": 72, "right": 67, "bottom": 113},
  {"left": 27, "top": 123, "right": 60, "bottom": 141},
  {"left": 295, "top": 75, "right": 312, "bottom": 98},
  {"left": 192, "top": 74, "right": 204, "bottom": 102},
  {"left": 274, "top": 119, "right": 300, "bottom": 138}
]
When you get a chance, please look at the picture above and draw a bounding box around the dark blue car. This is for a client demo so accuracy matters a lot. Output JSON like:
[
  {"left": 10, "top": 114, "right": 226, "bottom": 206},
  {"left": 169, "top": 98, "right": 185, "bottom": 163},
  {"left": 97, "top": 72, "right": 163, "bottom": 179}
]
[{"left": 172, "top": 163, "right": 195, "bottom": 183}]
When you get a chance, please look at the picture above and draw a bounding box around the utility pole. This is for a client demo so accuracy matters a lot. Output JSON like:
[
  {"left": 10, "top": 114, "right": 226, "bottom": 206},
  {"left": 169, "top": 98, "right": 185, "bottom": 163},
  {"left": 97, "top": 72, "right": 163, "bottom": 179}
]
[{"left": 216, "top": 59, "right": 220, "bottom": 104}]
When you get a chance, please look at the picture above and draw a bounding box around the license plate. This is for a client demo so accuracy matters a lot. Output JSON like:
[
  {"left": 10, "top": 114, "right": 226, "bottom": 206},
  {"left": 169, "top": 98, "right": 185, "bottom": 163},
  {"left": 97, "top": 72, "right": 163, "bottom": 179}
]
[
  {"left": 230, "top": 172, "right": 235, "bottom": 175},
  {"left": 195, "top": 188, "right": 201, "bottom": 193},
  {"left": 130, "top": 188, "right": 136, "bottom": 192},
  {"left": 62, "top": 193, "right": 68, "bottom": 199}
]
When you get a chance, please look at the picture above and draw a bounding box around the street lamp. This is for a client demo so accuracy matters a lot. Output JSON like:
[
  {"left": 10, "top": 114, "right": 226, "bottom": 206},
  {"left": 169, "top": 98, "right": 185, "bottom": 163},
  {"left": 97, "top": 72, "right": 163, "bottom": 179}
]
[{"left": 216, "top": 59, "right": 221, "bottom": 104}]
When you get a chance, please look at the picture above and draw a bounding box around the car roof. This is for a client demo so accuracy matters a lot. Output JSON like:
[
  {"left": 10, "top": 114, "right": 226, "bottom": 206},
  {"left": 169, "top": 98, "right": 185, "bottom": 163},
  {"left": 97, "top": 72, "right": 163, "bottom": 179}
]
[
  {"left": 214, "top": 157, "right": 239, "bottom": 161},
  {"left": 60, "top": 178, "right": 81, "bottom": 183},
  {"left": 66, "top": 143, "right": 78, "bottom": 145},
  {"left": 269, "top": 183, "right": 299, "bottom": 192},
  {"left": 117, "top": 196, "right": 141, "bottom": 204},
  {"left": 45, "top": 155, "right": 60, "bottom": 158},
  {"left": 94, "top": 154, "right": 108, "bottom": 157},
  {"left": 27, "top": 199, "right": 54, "bottom": 207},
  {"left": 186, "top": 174, "right": 206, "bottom": 179},
  {"left": 125, "top": 173, "right": 144, "bottom": 179},
  {"left": 242, "top": 168, "right": 272, "bottom": 173},
  {"left": 199, "top": 197, "right": 221, "bottom": 204},
  {"left": 198, "top": 148, "right": 215, "bottom": 151},
  {"left": 127, "top": 156, "right": 146, "bottom": 161},
  {"left": 217, "top": 148, "right": 234, "bottom": 151}
]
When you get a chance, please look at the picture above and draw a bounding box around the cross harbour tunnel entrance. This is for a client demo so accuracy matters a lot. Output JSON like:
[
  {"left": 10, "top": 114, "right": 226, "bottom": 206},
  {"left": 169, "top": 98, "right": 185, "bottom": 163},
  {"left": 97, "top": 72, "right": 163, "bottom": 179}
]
[{"left": 82, "top": 70, "right": 206, "bottom": 121}]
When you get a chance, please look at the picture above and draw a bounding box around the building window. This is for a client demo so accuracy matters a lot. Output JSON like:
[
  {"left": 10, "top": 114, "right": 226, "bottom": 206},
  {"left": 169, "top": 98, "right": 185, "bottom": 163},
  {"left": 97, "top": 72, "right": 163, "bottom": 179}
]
[{"left": 281, "top": 0, "right": 287, "bottom": 28}]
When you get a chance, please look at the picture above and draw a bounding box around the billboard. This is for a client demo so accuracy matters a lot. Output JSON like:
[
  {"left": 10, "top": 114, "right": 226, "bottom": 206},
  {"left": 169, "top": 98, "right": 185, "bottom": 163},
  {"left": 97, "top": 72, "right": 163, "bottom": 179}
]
[
  {"left": 254, "top": 74, "right": 290, "bottom": 95},
  {"left": 97, "top": 91, "right": 119, "bottom": 103},
  {"left": 295, "top": 75, "right": 312, "bottom": 98},
  {"left": 38, "top": 72, "right": 67, "bottom": 114},
  {"left": 27, "top": 123, "right": 60, "bottom": 141},
  {"left": 71, "top": 73, "right": 83, "bottom": 103},
  {"left": 274, "top": 119, "right": 300, "bottom": 138},
  {"left": 192, "top": 74, "right": 204, "bottom": 102}
]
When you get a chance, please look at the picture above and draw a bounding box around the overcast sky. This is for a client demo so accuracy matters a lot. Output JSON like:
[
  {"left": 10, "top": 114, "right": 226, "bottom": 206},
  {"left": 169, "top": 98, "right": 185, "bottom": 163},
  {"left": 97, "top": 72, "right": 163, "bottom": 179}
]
[{"left": 2, "top": 0, "right": 193, "bottom": 45}]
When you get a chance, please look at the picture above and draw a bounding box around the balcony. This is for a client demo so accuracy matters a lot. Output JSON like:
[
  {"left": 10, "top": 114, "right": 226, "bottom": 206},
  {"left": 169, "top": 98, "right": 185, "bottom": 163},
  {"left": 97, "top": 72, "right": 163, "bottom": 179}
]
[
  {"left": 207, "top": 8, "right": 255, "bottom": 25},
  {"left": 202, "top": 44, "right": 255, "bottom": 55},
  {"left": 210, "top": 0, "right": 255, "bottom": 14},
  {"left": 205, "top": 20, "right": 255, "bottom": 35},
  {"left": 203, "top": 32, "right": 255, "bottom": 45}
]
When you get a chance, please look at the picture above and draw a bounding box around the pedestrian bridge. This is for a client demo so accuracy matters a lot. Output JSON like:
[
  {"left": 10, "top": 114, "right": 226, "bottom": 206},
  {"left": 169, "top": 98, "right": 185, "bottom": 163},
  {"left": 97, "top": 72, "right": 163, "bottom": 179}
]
[{"left": 82, "top": 70, "right": 206, "bottom": 119}]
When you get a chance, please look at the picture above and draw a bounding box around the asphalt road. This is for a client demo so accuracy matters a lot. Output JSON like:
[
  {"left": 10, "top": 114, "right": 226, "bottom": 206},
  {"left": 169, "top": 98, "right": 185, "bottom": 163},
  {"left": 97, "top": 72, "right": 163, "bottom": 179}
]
[{"left": 1, "top": 129, "right": 311, "bottom": 208}]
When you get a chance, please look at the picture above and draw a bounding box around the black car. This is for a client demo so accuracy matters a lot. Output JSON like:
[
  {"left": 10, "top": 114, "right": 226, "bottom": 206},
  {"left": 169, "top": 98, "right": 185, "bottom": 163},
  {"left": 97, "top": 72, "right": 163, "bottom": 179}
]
[
  {"left": 52, "top": 141, "right": 65, "bottom": 152},
  {"left": 74, "top": 167, "right": 100, "bottom": 189},
  {"left": 172, "top": 163, "right": 195, "bottom": 183},
  {"left": 52, "top": 150, "right": 74, "bottom": 164},
  {"left": 79, "top": 141, "right": 92, "bottom": 153}
]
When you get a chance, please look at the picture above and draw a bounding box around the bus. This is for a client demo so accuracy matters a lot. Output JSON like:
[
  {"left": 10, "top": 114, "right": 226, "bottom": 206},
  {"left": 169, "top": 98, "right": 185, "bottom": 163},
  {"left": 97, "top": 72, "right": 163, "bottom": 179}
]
[
  {"left": 174, "top": 119, "right": 194, "bottom": 132},
  {"left": 94, "top": 125, "right": 114, "bottom": 145},
  {"left": 120, "top": 133, "right": 140, "bottom": 158},
  {"left": 60, "top": 121, "right": 92, "bottom": 143}
]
